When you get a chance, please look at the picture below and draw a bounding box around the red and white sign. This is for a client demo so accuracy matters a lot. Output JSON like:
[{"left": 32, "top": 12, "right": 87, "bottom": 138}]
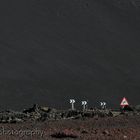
[{"left": 120, "top": 97, "right": 129, "bottom": 107}]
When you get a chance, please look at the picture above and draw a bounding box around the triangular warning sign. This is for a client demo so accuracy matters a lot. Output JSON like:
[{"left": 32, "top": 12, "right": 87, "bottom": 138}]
[{"left": 120, "top": 97, "right": 129, "bottom": 106}]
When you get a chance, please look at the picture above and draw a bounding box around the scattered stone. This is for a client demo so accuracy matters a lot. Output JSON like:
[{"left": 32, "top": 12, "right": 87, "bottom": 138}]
[
  {"left": 93, "top": 129, "right": 98, "bottom": 134},
  {"left": 40, "top": 106, "right": 50, "bottom": 112},
  {"left": 51, "top": 131, "right": 78, "bottom": 138},
  {"left": 123, "top": 135, "right": 127, "bottom": 139},
  {"left": 102, "top": 130, "right": 110, "bottom": 135},
  {"left": 81, "top": 129, "right": 88, "bottom": 134},
  {"left": 0, "top": 104, "right": 138, "bottom": 123}
]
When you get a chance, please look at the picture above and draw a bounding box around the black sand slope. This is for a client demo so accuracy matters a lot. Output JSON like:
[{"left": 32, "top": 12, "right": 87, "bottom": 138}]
[{"left": 0, "top": 0, "right": 140, "bottom": 109}]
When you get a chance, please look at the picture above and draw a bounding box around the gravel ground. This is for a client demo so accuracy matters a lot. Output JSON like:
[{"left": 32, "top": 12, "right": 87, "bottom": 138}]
[{"left": 0, "top": 115, "right": 139, "bottom": 140}]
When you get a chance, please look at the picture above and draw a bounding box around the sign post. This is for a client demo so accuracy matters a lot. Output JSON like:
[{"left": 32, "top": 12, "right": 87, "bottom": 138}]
[
  {"left": 100, "top": 102, "right": 106, "bottom": 110},
  {"left": 70, "top": 99, "right": 75, "bottom": 110},
  {"left": 120, "top": 97, "right": 129, "bottom": 108},
  {"left": 82, "top": 101, "right": 87, "bottom": 111}
]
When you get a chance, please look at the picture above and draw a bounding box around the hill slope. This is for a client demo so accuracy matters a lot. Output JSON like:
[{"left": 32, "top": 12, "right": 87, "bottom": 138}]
[{"left": 0, "top": 0, "right": 140, "bottom": 109}]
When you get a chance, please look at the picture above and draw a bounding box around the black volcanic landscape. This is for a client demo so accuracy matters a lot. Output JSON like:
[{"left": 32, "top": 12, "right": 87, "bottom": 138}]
[{"left": 0, "top": 0, "right": 140, "bottom": 110}]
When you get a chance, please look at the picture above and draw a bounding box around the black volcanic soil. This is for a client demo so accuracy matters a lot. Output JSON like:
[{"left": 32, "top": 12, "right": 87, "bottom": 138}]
[
  {"left": 0, "top": 0, "right": 140, "bottom": 109},
  {"left": 0, "top": 115, "right": 140, "bottom": 140}
]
